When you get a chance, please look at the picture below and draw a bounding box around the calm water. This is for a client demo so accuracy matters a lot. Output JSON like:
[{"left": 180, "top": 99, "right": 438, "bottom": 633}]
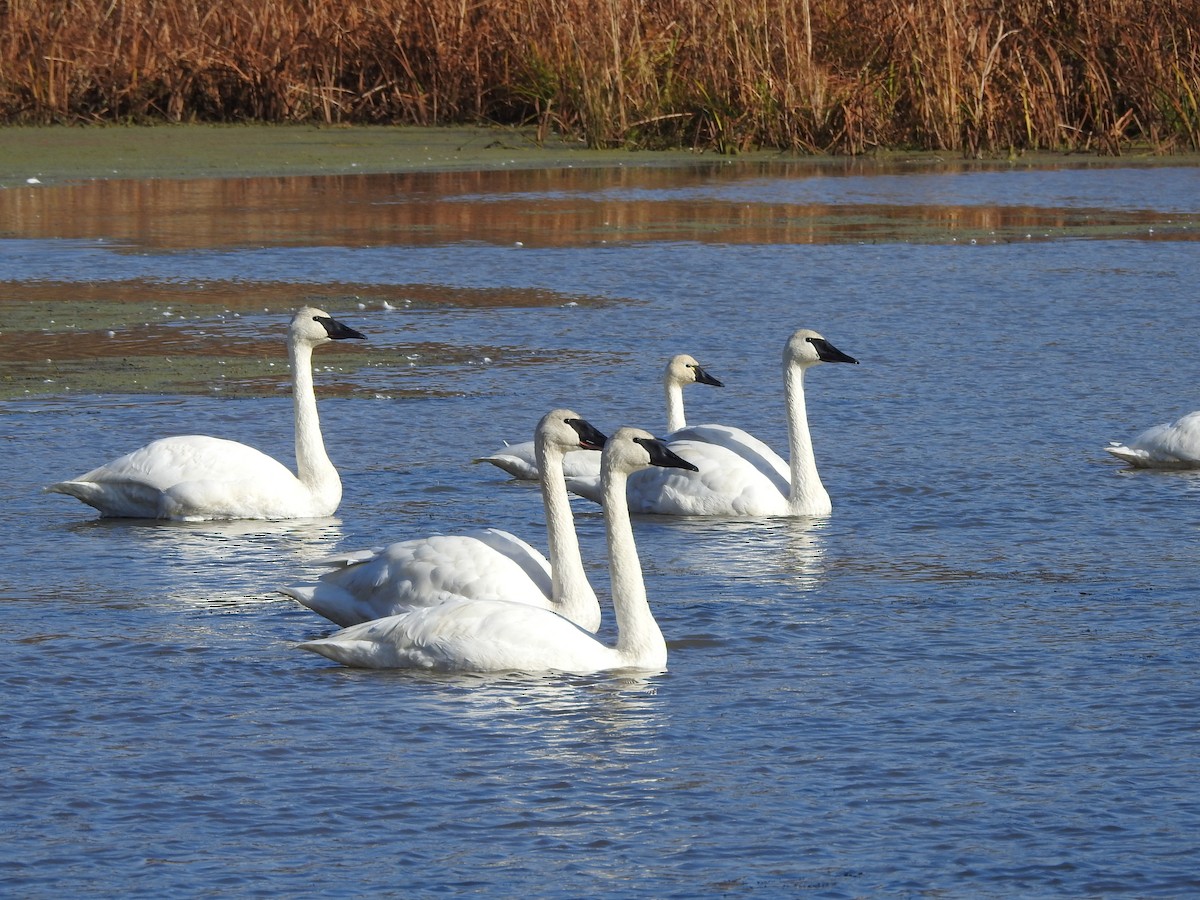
[{"left": 2, "top": 160, "right": 1199, "bottom": 897}]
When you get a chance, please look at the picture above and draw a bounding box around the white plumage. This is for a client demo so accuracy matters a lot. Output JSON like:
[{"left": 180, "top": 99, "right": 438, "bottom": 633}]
[
  {"left": 565, "top": 328, "right": 858, "bottom": 517},
  {"left": 297, "top": 427, "right": 698, "bottom": 674},
  {"left": 1105, "top": 410, "right": 1200, "bottom": 468},
  {"left": 475, "top": 353, "right": 722, "bottom": 480},
  {"left": 282, "top": 410, "right": 607, "bottom": 631},
  {"left": 45, "top": 307, "right": 365, "bottom": 521}
]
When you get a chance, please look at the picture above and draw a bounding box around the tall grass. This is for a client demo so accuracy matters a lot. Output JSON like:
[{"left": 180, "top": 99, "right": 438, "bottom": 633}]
[{"left": 2, "top": 0, "right": 1197, "bottom": 155}]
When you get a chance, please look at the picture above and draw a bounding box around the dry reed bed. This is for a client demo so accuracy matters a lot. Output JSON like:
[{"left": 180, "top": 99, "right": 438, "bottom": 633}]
[{"left": 2, "top": 0, "right": 1198, "bottom": 155}]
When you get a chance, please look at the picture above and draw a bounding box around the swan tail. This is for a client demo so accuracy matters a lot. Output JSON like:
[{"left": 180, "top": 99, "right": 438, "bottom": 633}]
[
  {"left": 1104, "top": 444, "right": 1155, "bottom": 467},
  {"left": 1104, "top": 443, "right": 1198, "bottom": 469},
  {"left": 44, "top": 480, "right": 161, "bottom": 518},
  {"left": 297, "top": 635, "right": 386, "bottom": 667},
  {"left": 472, "top": 453, "right": 541, "bottom": 480},
  {"left": 280, "top": 582, "right": 370, "bottom": 628}
]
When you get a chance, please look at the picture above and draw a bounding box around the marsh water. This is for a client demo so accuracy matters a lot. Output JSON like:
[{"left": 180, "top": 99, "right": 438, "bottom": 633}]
[{"left": 2, "top": 156, "right": 1199, "bottom": 897}]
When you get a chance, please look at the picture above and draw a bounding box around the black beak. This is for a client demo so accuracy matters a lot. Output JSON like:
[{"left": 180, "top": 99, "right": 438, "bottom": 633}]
[
  {"left": 567, "top": 418, "right": 608, "bottom": 451},
  {"left": 807, "top": 337, "right": 857, "bottom": 364},
  {"left": 316, "top": 315, "right": 367, "bottom": 341},
  {"left": 635, "top": 437, "right": 699, "bottom": 472},
  {"left": 693, "top": 364, "right": 724, "bottom": 387}
]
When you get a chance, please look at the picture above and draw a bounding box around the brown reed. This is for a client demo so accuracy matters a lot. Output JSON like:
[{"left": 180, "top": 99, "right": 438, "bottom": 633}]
[{"left": 1, "top": 0, "right": 1197, "bottom": 155}]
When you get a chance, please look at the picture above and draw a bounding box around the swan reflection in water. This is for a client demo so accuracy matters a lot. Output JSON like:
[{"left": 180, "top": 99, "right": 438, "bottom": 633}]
[
  {"left": 66, "top": 515, "right": 346, "bottom": 609},
  {"left": 637, "top": 515, "right": 828, "bottom": 595},
  {"left": 309, "top": 665, "right": 668, "bottom": 764}
]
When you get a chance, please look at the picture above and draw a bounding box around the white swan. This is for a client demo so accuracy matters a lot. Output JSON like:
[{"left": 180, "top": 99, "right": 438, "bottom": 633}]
[
  {"left": 1105, "top": 410, "right": 1200, "bottom": 468},
  {"left": 281, "top": 410, "right": 608, "bottom": 631},
  {"left": 475, "top": 353, "right": 722, "bottom": 480},
  {"left": 297, "top": 427, "right": 698, "bottom": 673},
  {"left": 565, "top": 329, "right": 858, "bottom": 517},
  {"left": 46, "top": 307, "right": 366, "bottom": 521}
]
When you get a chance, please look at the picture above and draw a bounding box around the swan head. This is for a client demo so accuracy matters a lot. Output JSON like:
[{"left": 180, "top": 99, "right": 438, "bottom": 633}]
[
  {"left": 785, "top": 329, "right": 858, "bottom": 368},
  {"left": 666, "top": 354, "right": 724, "bottom": 388},
  {"left": 537, "top": 409, "right": 609, "bottom": 453},
  {"left": 291, "top": 307, "right": 367, "bottom": 345},
  {"left": 605, "top": 427, "right": 700, "bottom": 477}
]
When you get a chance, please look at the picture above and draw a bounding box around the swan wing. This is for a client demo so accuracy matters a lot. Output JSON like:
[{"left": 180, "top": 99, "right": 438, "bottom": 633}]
[
  {"left": 668, "top": 423, "right": 791, "bottom": 487},
  {"left": 623, "top": 438, "right": 790, "bottom": 516},
  {"left": 47, "top": 435, "right": 310, "bottom": 519},
  {"left": 298, "top": 599, "right": 616, "bottom": 673},
  {"left": 566, "top": 434, "right": 790, "bottom": 516},
  {"left": 473, "top": 440, "right": 540, "bottom": 480},
  {"left": 1106, "top": 410, "right": 1200, "bottom": 468},
  {"left": 467, "top": 528, "right": 554, "bottom": 596},
  {"left": 67, "top": 435, "right": 295, "bottom": 489},
  {"left": 283, "top": 530, "right": 553, "bottom": 627},
  {"left": 475, "top": 441, "right": 601, "bottom": 480}
]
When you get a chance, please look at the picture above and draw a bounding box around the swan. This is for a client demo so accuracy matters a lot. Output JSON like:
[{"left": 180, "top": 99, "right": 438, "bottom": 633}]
[
  {"left": 1105, "top": 410, "right": 1200, "bottom": 468},
  {"left": 297, "top": 427, "right": 698, "bottom": 673},
  {"left": 281, "top": 410, "right": 608, "bottom": 631},
  {"left": 564, "top": 328, "right": 858, "bottom": 517},
  {"left": 46, "top": 307, "right": 366, "bottom": 521},
  {"left": 475, "top": 353, "right": 722, "bottom": 480}
]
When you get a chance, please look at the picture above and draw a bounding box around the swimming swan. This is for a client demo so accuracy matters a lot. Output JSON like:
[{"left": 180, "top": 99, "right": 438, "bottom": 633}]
[
  {"left": 281, "top": 410, "right": 608, "bottom": 631},
  {"left": 297, "top": 427, "right": 698, "bottom": 674},
  {"left": 565, "top": 329, "right": 857, "bottom": 517},
  {"left": 1105, "top": 410, "right": 1200, "bottom": 468},
  {"left": 46, "top": 307, "right": 366, "bottom": 520},
  {"left": 475, "top": 353, "right": 722, "bottom": 480}
]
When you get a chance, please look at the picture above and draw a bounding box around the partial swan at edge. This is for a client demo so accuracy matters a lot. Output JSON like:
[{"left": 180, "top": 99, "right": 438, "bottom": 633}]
[
  {"left": 1105, "top": 409, "right": 1200, "bottom": 468},
  {"left": 46, "top": 307, "right": 366, "bottom": 521},
  {"left": 297, "top": 427, "right": 698, "bottom": 673}
]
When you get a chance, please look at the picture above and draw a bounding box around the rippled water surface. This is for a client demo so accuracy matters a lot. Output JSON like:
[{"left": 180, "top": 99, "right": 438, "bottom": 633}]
[{"left": 2, "top": 159, "right": 1199, "bottom": 897}]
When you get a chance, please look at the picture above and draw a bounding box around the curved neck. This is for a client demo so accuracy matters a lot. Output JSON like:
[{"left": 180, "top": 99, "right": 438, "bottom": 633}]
[
  {"left": 534, "top": 439, "right": 597, "bottom": 628},
  {"left": 290, "top": 341, "right": 340, "bottom": 503},
  {"left": 783, "top": 363, "right": 831, "bottom": 516},
  {"left": 602, "top": 466, "right": 666, "bottom": 668},
  {"left": 665, "top": 378, "right": 686, "bottom": 432}
]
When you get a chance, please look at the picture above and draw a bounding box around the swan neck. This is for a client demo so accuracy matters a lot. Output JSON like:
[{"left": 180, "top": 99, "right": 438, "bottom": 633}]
[
  {"left": 290, "top": 340, "right": 340, "bottom": 501},
  {"left": 534, "top": 439, "right": 594, "bottom": 624},
  {"left": 665, "top": 378, "right": 686, "bottom": 432},
  {"left": 602, "top": 467, "right": 666, "bottom": 667},
  {"left": 783, "top": 363, "right": 829, "bottom": 515}
]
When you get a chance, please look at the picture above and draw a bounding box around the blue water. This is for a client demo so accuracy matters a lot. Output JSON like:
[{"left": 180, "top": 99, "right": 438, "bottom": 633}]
[{"left": 2, "top": 160, "right": 1199, "bottom": 897}]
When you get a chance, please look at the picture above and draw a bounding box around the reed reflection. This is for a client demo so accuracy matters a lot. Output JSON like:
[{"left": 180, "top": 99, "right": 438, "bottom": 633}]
[{"left": 3, "top": 165, "right": 1184, "bottom": 252}]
